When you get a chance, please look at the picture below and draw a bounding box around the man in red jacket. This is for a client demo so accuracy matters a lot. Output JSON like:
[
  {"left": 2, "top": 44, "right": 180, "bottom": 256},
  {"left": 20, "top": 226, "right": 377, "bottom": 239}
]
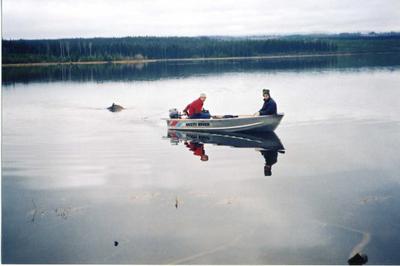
[{"left": 183, "top": 93, "right": 211, "bottom": 119}]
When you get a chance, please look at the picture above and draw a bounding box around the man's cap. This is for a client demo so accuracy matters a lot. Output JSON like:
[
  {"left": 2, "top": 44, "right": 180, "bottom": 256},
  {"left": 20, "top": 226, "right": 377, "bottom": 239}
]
[
  {"left": 200, "top": 93, "right": 207, "bottom": 98},
  {"left": 263, "top": 89, "right": 270, "bottom": 96}
]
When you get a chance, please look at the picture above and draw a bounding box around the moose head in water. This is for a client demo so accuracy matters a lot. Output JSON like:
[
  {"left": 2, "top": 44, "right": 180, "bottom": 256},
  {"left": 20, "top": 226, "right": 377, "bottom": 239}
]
[{"left": 107, "top": 103, "right": 124, "bottom": 112}]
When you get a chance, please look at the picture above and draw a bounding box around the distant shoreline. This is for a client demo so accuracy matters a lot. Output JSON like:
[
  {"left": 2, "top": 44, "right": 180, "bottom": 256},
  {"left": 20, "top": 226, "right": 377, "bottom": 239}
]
[{"left": 0, "top": 52, "right": 384, "bottom": 67}]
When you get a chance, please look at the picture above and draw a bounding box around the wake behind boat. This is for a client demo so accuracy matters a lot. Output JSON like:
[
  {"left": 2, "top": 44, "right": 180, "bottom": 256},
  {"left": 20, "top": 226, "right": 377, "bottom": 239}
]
[{"left": 165, "top": 113, "right": 284, "bottom": 133}]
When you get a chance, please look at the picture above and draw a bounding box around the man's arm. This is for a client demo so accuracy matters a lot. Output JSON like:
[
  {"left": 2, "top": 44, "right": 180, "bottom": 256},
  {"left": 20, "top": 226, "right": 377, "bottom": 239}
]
[
  {"left": 183, "top": 104, "right": 190, "bottom": 114},
  {"left": 257, "top": 101, "right": 268, "bottom": 115}
]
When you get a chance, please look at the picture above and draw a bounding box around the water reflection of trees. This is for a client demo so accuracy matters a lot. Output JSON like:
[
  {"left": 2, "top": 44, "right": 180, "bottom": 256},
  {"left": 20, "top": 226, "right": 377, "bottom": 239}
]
[{"left": 3, "top": 53, "right": 400, "bottom": 86}]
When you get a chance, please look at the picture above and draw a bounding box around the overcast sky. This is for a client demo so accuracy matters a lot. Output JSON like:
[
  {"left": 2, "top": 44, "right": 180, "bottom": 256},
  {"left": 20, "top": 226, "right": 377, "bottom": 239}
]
[{"left": 3, "top": 0, "right": 400, "bottom": 39}]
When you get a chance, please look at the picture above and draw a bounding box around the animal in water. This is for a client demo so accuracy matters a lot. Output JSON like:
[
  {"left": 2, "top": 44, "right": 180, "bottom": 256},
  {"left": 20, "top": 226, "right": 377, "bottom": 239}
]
[
  {"left": 107, "top": 103, "right": 124, "bottom": 112},
  {"left": 348, "top": 253, "right": 368, "bottom": 265}
]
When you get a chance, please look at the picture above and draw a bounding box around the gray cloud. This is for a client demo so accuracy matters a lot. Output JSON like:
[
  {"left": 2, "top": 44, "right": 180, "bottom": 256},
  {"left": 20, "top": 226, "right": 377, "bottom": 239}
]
[{"left": 3, "top": 0, "right": 400, "bottom": 39}]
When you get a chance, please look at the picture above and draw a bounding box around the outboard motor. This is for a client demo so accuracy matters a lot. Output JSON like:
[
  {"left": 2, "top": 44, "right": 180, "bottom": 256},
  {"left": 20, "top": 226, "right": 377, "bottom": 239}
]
[{"left": 169, "top": 108, "right": 181, "bottom": 119}]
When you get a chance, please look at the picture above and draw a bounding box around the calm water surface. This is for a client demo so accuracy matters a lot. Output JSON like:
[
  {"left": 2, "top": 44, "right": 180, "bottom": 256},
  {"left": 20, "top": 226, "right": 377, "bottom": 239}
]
[{"left": 2, "top": 54, "right": 400, "bottom": 264}]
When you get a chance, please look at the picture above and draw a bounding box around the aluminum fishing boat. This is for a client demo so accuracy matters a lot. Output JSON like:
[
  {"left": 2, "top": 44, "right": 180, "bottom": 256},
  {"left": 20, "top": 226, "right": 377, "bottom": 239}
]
[{"left": 165, "top": 113, "right": 284, "bottom": 133}]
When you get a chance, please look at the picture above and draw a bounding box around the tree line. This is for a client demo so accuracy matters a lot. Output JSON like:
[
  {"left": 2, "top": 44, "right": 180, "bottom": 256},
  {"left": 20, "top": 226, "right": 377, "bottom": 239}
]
[
  {"left": 2, "top": 37, "right": 338, "bottom": 64},
  {"left": 3, "top": 34, "right": 400, "bottom": 64}
]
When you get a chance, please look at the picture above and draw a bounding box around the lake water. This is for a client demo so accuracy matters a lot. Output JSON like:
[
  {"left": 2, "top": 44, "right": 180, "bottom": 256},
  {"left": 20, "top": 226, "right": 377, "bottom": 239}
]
[{"left": 2, "top": 53, "right": 400, "bottom": 264}]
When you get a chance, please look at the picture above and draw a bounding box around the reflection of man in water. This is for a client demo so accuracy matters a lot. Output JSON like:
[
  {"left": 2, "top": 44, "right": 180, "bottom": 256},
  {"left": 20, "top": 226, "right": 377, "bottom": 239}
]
[
  {"left": 260, "top": 150, "right": 278, "bottom": 176},
  {"left": 184, "top": 141, "right": 209, "bottom": 161}
]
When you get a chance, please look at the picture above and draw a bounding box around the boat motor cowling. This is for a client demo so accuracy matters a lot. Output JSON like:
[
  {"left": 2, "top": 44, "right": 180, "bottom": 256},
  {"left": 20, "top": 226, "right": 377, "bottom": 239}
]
[{"left": 169, "top": 108, "right": 181, "bottom": 119}]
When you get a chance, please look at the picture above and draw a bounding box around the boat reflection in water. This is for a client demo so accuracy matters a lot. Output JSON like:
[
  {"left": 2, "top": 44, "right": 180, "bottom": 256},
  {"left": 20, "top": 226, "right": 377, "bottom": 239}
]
[{"left": 166, "top": 130, "right": 285, "bottom": 176}]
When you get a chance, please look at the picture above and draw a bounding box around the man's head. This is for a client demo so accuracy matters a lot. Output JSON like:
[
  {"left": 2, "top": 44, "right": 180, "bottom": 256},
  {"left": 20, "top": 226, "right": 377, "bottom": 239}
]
[
  {"left": 200, "top": 154, "right": 209, "bottom": 161},
  {"left": 263, "top": 89, "right": 270, "bottom": 100},
  {"left": 264, "top": 164, "right": 272, "bottom": 176},
  {"left": 200, "top": 93, "right": 207, "bottom": 102}
]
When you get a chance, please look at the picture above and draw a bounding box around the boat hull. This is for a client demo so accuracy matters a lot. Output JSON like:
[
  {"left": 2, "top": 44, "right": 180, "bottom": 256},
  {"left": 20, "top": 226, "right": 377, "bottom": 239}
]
[{"left": 165, "top": 114, "right": 284, "bottom": 133}]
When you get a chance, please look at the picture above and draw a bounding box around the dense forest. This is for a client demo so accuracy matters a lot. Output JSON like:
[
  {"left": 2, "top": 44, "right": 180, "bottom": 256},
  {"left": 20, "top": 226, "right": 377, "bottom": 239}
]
[
  {"left": 2, "top": 37, "right": 336, "bottom": 64},
  {"left": 2, "top": 33, "right": 400, "bottom": 64}
]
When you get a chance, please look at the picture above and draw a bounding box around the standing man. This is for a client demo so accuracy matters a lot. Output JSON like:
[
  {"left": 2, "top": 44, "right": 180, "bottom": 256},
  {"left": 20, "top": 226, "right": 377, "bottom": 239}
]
[
  {"left": 183, "top": 93, "right": 211, "bottom": 119},
  {"left": 254, "top": 89, "right": 277, "bottom": 116}
]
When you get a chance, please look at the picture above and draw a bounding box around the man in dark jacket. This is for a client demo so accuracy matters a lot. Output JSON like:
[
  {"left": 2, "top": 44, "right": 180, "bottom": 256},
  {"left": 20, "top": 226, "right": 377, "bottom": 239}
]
[{"left": 254, "top": 89, "right": 277, "bottom": 116}]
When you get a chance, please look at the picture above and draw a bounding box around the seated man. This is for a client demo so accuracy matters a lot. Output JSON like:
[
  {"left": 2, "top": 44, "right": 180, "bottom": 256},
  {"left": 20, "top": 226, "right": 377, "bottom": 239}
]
[
  {"left": 183, "top": 93, "right": 211, "bottom": 119},
  {"left": 254, "top": 89, "right": 277, "bottom": 116}
]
